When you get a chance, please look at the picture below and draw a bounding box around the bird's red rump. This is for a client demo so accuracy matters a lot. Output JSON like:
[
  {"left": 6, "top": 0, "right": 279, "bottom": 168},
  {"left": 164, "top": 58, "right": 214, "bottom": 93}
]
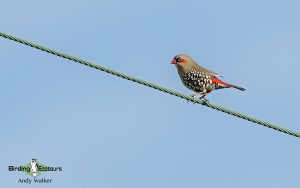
[{"left": 211, "top": 78, "right": 231, "bottom": 86}]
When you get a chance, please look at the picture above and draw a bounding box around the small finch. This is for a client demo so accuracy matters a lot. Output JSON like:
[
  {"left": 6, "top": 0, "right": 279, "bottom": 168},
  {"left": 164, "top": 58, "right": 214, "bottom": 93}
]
[{"left": 171, "top": 54, "right": 245, "bottom": 102}]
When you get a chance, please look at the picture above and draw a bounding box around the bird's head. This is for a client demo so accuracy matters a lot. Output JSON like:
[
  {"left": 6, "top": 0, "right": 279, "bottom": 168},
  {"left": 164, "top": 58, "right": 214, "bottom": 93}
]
[{"left": 171, "top": 54, "right": 195, "bottom": 68}]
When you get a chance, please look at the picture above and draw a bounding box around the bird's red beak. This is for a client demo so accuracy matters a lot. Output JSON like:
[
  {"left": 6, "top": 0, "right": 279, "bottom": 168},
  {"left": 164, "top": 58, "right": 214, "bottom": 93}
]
[{"left": 171, "top": 59, "right": 177, "bottom": 64}]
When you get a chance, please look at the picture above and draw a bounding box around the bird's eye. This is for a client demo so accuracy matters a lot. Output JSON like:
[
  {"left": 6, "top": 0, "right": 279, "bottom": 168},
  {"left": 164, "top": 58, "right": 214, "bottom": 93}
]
[{"left": 176, "top": 57, "right": 182, "bottom": 62}]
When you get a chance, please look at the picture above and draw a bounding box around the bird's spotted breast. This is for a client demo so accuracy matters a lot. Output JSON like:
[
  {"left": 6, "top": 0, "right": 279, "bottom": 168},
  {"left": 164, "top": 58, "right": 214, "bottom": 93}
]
[{"left": 180, "top": 69, "right": 215, "bottom": 92}]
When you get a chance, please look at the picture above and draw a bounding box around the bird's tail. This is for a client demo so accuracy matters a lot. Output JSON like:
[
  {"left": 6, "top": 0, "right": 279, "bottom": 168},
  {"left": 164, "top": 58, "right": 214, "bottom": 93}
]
[
  {"left": 231, "top": 85, "right": 245, "bottom": 91},
  {"left": 211, "top": 78, "right": 245, "bottom": 91}
]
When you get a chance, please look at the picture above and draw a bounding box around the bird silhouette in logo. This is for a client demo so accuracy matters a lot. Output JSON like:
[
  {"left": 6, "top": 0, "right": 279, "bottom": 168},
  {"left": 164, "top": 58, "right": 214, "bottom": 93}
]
[{"left": 30, "top": 159, "right": 38, "bottom": 177}]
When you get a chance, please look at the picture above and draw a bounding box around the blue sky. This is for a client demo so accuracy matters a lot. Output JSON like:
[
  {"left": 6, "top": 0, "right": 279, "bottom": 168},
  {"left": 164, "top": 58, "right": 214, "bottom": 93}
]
[{"left": 1, "top": 0, "right": 300, "bottom": 187}]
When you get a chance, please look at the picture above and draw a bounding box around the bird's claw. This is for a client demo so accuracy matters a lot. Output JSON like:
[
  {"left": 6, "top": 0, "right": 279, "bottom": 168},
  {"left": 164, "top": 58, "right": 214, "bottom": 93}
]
[
  {"left": 200, "top": 97, "right": 209, "bottom": 103},
  {"left": 187, "top": 95, "right": 196, "bottom": 104},
  {"left": 199, "top": 94, "right": 209, "bottom": 103},
  {"left": 187, "top": 99, "right": 196, "bottom": 104}
]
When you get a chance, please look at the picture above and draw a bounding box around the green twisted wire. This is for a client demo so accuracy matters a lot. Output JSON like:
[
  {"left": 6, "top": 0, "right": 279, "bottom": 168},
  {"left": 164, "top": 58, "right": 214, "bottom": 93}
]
[{"left": 1, "top": 32, "right": 299, "bottom": 138}]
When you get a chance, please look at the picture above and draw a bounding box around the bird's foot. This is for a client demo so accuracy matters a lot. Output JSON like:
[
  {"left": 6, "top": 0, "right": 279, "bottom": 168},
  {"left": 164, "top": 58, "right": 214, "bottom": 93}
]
[
  {"left": 199, "top": 95, "right": 209, "bottom": 103},
  {"left": 187, "top": 94, "right": 197, "bottom": 104},
  {"left": 200, "top": 97, "right": 209, "bottom": 103},
  {"left": 188, "top": 93, "right": 209, "bottom": 104}
]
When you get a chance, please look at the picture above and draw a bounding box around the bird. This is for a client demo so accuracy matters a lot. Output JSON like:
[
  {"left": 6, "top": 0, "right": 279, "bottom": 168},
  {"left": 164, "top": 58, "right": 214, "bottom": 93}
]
[{"left": 171, "top": 54, "right": 245, "bottom": 102}]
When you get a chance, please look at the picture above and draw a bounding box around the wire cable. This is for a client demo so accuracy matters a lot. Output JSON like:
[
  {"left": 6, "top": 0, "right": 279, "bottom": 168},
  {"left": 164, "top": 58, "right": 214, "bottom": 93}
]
[{"left": 1, "top": 32, "right": 299, "bottom": 138}]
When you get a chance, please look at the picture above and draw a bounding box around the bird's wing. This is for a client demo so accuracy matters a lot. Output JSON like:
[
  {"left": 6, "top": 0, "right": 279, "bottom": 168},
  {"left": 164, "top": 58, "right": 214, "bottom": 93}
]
[
  {"left": 194, "top": 63, "right": 223, "bottom": 77},
  {"left": 206, "top": 69, "right": 223, "bottom": 77}
]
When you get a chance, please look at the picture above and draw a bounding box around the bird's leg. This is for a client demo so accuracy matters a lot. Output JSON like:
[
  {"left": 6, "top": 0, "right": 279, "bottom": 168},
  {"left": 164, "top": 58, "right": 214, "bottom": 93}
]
[
  {"left": 189, "top": 93, "right": 198, "bottom": 104},
  {"left": 188, "top": 89, "right": 207, "bottom": 104}
]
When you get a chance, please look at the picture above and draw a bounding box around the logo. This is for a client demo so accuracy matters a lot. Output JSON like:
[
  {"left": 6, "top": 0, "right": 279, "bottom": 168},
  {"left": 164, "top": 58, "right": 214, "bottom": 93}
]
[{"left": 8, "top": 159, "right": 62, "bottom": 184}]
